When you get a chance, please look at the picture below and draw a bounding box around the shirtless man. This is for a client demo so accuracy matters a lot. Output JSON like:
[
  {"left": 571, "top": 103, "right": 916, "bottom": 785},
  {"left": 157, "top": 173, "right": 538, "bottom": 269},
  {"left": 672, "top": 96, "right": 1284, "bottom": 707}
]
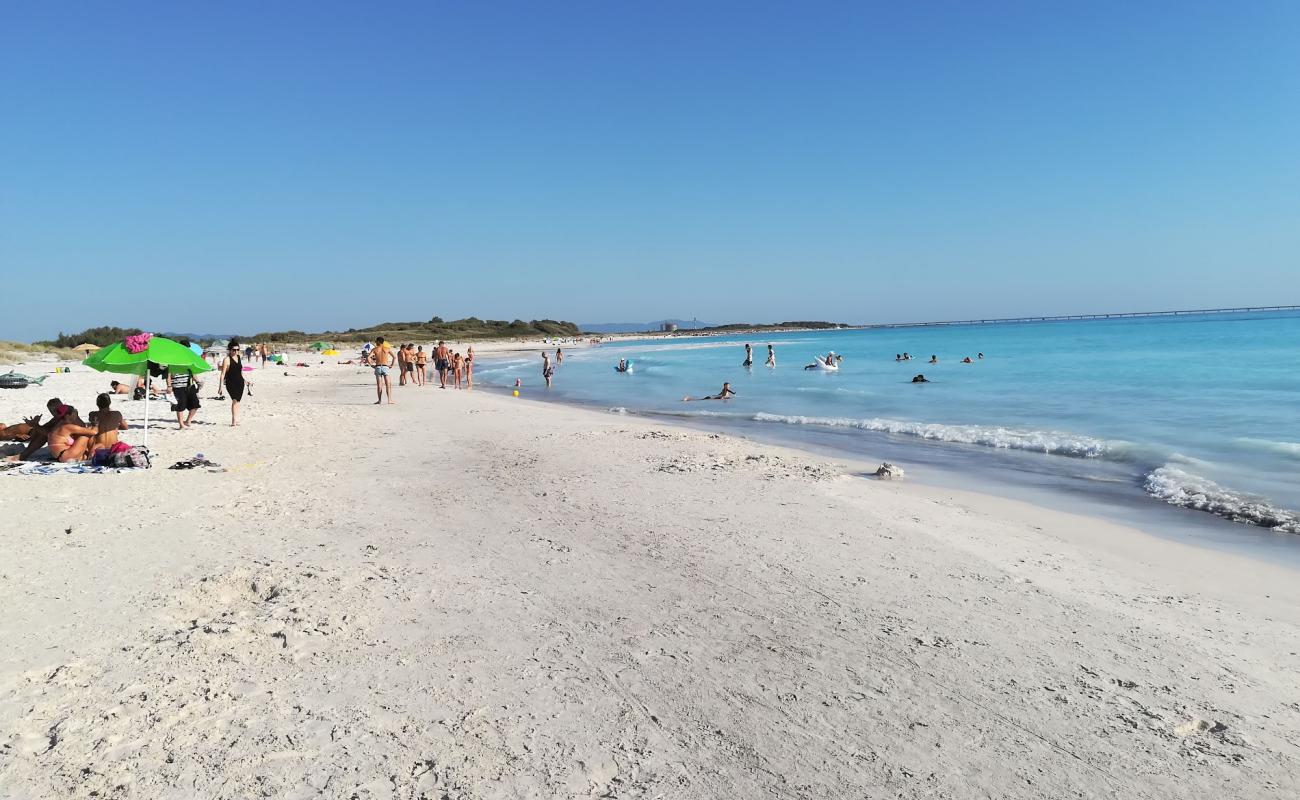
[
  {"left": 434, "top": 340, "right": 450, "bottom": 388},
  {"left": 397, "top": 344, "right": 409, "bottom": 386},
  {"left": 109, "top": 380, "right": 131, "bottom": 395},
  {"left": 542, "top": 352, "right": 554, "bottom": 387},
  {"left": 370, "top": 336, "right": 395, "bottom": 404},
  {"left": 88, "top": 393, "right": 128, "bottom": 452}
]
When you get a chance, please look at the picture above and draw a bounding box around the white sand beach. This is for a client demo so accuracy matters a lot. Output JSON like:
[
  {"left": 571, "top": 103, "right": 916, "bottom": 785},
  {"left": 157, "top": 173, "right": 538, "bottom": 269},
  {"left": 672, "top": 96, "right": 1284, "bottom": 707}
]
[{"left": 2, "top": 354, "right": 1298, "bottom": 799}]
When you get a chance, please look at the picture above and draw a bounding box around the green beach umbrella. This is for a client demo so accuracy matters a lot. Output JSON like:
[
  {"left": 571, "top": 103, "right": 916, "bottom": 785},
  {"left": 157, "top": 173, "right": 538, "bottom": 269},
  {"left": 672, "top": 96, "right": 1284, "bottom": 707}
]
[
  {"left": 310, "top": 341, "right": 331, "bottom": 351},
  {"left": 83, "top": 334, "right": 212, "bottom": 449}
]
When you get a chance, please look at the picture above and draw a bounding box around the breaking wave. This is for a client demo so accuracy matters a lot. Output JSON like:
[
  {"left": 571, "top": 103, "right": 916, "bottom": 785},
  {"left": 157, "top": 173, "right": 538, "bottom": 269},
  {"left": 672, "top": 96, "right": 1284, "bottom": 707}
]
[
  {"left": 1143, "top": 467, "right": 1300, "bottom": 534},
  {"left": 747, "top": 412, "right": 1116, "bottom": 459}
]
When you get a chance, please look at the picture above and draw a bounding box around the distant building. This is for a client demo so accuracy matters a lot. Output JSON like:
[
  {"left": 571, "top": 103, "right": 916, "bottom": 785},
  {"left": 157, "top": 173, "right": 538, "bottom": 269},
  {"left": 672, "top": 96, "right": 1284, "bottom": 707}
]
[{"left": 660, "top": 322, "right": 678, "bottom": 332}]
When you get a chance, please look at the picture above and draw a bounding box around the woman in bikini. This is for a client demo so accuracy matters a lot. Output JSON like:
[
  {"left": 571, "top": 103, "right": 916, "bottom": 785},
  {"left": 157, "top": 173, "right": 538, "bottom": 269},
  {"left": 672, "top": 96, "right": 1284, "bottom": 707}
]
[
  {"left": 452, "top": 352, "right": 464, "bottom": 389},
  {"left": 465, "top": 347, "right": 474, "bottom": 389},
  {"left": 415, "top": 346, "right": 428, "bottom": 387},
  {"left": 46, "top": 405, "right": 99, "bottom": 463}
]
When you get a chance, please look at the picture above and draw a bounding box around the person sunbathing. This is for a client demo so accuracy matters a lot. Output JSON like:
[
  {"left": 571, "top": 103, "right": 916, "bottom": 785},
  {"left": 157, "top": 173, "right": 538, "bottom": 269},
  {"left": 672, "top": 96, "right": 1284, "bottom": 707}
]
[
  {"left": 44, "top": 405, "right": 99, "bottom": 463},
  {"left": 88, "top": 393, "right": 128, "bottom": 452},
  {"left": 110, "top": 380, "right": 131, "bottom": 394},
  {"left": 7, "top": 399, "right": 78, "bottom": 461},
  {"left": 0, "top": 415, "right": 42, "bottom": 442}
]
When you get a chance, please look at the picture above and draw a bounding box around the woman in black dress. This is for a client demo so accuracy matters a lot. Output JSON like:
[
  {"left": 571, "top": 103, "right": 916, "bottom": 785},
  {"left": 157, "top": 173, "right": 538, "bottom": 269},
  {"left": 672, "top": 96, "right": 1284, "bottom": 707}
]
[{"left": 218, "top": 341, "right": 246, "bottom": 427}]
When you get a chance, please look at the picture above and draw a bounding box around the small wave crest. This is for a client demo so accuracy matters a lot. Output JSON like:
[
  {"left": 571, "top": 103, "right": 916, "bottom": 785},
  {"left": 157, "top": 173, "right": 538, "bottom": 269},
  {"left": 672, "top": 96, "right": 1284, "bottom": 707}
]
[
  {"left": 1235, "top": 438, "right": 1300, "bottom": 460},
  {"left": 1143, "top": 467, "right": 1300, "bottom": 533},
  {"left": 749, "top": 412, "right": 1114, "bottom": 458}
]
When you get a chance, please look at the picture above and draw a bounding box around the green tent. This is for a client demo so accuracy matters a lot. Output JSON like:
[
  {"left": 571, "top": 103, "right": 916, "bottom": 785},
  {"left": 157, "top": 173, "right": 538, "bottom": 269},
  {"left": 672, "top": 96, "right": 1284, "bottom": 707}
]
[{"left": 310, "top": 341, "right": 333, "bottom": 351}]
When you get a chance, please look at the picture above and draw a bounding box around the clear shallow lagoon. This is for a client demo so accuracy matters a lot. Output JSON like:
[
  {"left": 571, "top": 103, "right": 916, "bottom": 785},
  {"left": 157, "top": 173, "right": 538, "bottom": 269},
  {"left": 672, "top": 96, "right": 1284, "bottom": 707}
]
[{"left": 476, "top": 311, "right": 1300, "bottom": 549}]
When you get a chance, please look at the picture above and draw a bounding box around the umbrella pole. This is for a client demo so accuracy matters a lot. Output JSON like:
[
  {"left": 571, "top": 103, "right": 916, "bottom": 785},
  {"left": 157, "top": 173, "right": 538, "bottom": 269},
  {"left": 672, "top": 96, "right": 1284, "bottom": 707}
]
[{"left": 144, "top": 377, "right": 150, "bottom": 450}]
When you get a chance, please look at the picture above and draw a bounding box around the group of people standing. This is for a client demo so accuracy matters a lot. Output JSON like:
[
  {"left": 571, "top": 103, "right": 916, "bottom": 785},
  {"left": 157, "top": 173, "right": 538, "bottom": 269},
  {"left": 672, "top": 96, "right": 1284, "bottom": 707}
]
[{"left": 367, "top": 338, "right": 474, "bottom": 404}]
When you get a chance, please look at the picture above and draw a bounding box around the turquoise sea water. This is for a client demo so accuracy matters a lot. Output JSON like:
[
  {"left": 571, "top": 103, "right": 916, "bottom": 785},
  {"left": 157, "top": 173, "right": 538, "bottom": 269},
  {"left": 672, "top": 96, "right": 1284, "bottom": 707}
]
[{"left": 476, "top": 311, "right": 1300, "bottom": 540}]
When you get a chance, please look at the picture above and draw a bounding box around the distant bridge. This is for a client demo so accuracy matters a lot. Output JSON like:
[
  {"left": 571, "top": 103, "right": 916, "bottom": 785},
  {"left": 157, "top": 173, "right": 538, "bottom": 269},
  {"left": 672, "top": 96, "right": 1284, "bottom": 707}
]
[{"left": 859, "top": 305, "right": 1300, "bottom": 330}]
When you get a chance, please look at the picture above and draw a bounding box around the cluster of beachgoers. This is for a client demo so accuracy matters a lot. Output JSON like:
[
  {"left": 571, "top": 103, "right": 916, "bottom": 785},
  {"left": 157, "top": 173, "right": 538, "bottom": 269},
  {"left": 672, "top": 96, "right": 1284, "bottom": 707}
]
[{"left": 1, "top": 337, "right": 263, "bottom": 466}]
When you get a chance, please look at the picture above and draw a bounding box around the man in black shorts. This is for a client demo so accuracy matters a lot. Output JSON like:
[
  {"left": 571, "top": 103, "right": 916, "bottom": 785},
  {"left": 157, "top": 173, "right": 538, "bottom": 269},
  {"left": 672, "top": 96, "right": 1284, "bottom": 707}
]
[
  {"left": 168, "top": 346, "right": 202, "bottom": 429},
  {"left": 434, "top": 340, "right": 450, "bottom": 389}
]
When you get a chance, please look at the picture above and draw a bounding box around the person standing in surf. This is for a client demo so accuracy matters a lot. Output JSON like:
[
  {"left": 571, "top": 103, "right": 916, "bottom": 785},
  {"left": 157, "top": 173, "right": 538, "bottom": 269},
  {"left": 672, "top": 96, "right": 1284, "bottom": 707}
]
[
  {"left": 542, "top": 352, "right": 555, "bottom": 387},
  {"left": 742, "top": 343, "right": 753, "bottom": 367},
  {"left": 765, "top": 344, "right": 776, "bottom": 367}
]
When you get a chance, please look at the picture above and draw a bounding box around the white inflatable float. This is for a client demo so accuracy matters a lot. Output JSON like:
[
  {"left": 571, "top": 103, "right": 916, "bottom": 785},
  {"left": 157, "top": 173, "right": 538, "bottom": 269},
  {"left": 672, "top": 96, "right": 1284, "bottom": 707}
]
[{"left": 805, "top": 354, "right": 840, "bottom": 371}]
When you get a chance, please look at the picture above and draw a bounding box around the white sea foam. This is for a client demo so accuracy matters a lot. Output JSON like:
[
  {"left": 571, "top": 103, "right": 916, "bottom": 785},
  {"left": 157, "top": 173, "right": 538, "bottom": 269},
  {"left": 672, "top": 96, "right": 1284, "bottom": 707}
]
[
  {"left": 1143, "top": 467, "right": 1300, "bottom": 533},
  {"left": 1235, "top": 438, "right": 1300, "bottom": 460},
  {"left": 747, "top": 412, "right": 1115, "bottom": 458}
]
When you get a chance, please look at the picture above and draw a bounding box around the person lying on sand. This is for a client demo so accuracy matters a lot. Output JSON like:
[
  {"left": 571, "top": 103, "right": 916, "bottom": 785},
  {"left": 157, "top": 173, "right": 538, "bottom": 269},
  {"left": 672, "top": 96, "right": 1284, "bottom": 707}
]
[
  {"left": 6, "top": 399, "right": 79, "bottom": 461},
  {"left": 88, "top": 393, "right": 128, "bottom": 452},
  {"left": 109, "top": 380, "right": 131, "bottom": 395},
  {"left": 683, "top": 382, "right": 736, "bottom": 401},
  {"left": 0, "top": 415, "right": 43, "bottom": 442}
]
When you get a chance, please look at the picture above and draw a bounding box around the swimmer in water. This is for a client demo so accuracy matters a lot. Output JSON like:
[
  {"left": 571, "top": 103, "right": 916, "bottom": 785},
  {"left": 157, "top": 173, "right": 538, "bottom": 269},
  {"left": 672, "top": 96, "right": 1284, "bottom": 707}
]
[
  {"left": 978, "top": 352, "right": 984, "bottom": 359},
  {"left": 765, "top": 344, "right": 776, "bottom": 367},
  {"left": 684, "top": 382, "right": 736, "bottom": 401},
  {"left": 616, "top": 358, "right": 628, "bottom": 373},
  {"left": 911, "top": 374, "right": 930, "bottom": 383},
  {"left": 962, "top": 356, "right": 973, "bottom": 364},
  {"left": 895, "top": 354, "right": 902, "bottom": 362},
  {"left": 929, "top": 355, "right": 938, "bottom": 364}
]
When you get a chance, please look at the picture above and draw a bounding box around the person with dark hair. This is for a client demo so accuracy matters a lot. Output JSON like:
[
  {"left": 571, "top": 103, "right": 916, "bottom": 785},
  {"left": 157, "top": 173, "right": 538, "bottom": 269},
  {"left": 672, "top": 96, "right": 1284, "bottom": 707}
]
[
  {"left": 218, "top": 340, "right": 246, "bottom": 426},
  {"left": 6, "top": 398, "right": 72, "bottom": 461},
  {"left": 369, "top": 336, "right": 395, "bottom": 404},
  {"left": 167, "top": 346, "right": 202, "bottom": 428},
  {"left": 89, "top": 392, "right": 128, "bottom": 452},
  {"left": 45, "top": 403, "right": 99, "bottom": 463}
]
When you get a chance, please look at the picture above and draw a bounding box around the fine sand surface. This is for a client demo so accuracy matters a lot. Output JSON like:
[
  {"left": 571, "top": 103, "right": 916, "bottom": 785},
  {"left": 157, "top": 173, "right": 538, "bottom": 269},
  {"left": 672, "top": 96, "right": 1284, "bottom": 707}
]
[{"left": 1, "top": 354, "right": 1299, "bottom": 799}]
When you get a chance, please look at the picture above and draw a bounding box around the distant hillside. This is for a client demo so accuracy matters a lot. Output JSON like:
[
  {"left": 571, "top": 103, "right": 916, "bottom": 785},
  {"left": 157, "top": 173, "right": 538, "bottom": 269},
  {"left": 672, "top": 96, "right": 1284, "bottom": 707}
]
[
  {"left": 580, "top": 319, "right": 712, "bottom": 333},
  {"left": 247, "top": 317, "right": 581, "bottom": 343},
  {"left": 37, "top": 319, "right": 582, "bottom": 348}
]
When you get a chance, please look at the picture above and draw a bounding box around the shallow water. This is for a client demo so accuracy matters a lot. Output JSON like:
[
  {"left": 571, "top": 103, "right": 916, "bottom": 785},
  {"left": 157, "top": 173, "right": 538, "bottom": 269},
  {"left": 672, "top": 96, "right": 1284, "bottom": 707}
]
[{"left": 476, "top": 311, "right": 1300, "bottom": 543}]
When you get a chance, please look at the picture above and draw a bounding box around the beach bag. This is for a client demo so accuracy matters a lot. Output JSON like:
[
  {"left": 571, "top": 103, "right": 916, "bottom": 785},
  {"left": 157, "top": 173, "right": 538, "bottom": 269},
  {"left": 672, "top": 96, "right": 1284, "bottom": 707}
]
[{"left": 113, "top": 445, "right": 151, "bottom": 469}]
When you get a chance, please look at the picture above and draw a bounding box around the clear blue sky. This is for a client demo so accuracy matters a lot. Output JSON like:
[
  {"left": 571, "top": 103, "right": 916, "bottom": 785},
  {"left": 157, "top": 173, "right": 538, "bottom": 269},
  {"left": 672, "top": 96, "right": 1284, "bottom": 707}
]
[{"left": 2, "top": 1, "right": 1297, "bottom": 340}]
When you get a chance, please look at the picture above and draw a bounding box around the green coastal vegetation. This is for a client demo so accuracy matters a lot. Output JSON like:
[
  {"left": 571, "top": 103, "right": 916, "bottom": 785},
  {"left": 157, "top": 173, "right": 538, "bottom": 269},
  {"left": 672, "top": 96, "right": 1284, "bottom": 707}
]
[
  {"left": 249, "top": 318, "right": 582, "bottom": 343},
  {"left": 30, "top": 318, "right": 843, "bottom": 355},
  {"left": 35, "top": 318, "right": 583, "bottom": 349}
]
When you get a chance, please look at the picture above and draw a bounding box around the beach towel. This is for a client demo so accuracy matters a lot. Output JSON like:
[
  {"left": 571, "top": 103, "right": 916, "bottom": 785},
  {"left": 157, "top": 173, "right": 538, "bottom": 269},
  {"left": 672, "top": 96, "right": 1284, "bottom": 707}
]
[{"left": 0, "top": 461, "right": 146, "bottom": 476}]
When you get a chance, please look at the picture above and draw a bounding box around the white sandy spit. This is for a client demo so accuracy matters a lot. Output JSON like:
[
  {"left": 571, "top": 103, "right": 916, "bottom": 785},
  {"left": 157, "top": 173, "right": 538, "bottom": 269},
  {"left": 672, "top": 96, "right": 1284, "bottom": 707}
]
[{"left": 1, "top": 353, "right": 1298, "bottom": 799}]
